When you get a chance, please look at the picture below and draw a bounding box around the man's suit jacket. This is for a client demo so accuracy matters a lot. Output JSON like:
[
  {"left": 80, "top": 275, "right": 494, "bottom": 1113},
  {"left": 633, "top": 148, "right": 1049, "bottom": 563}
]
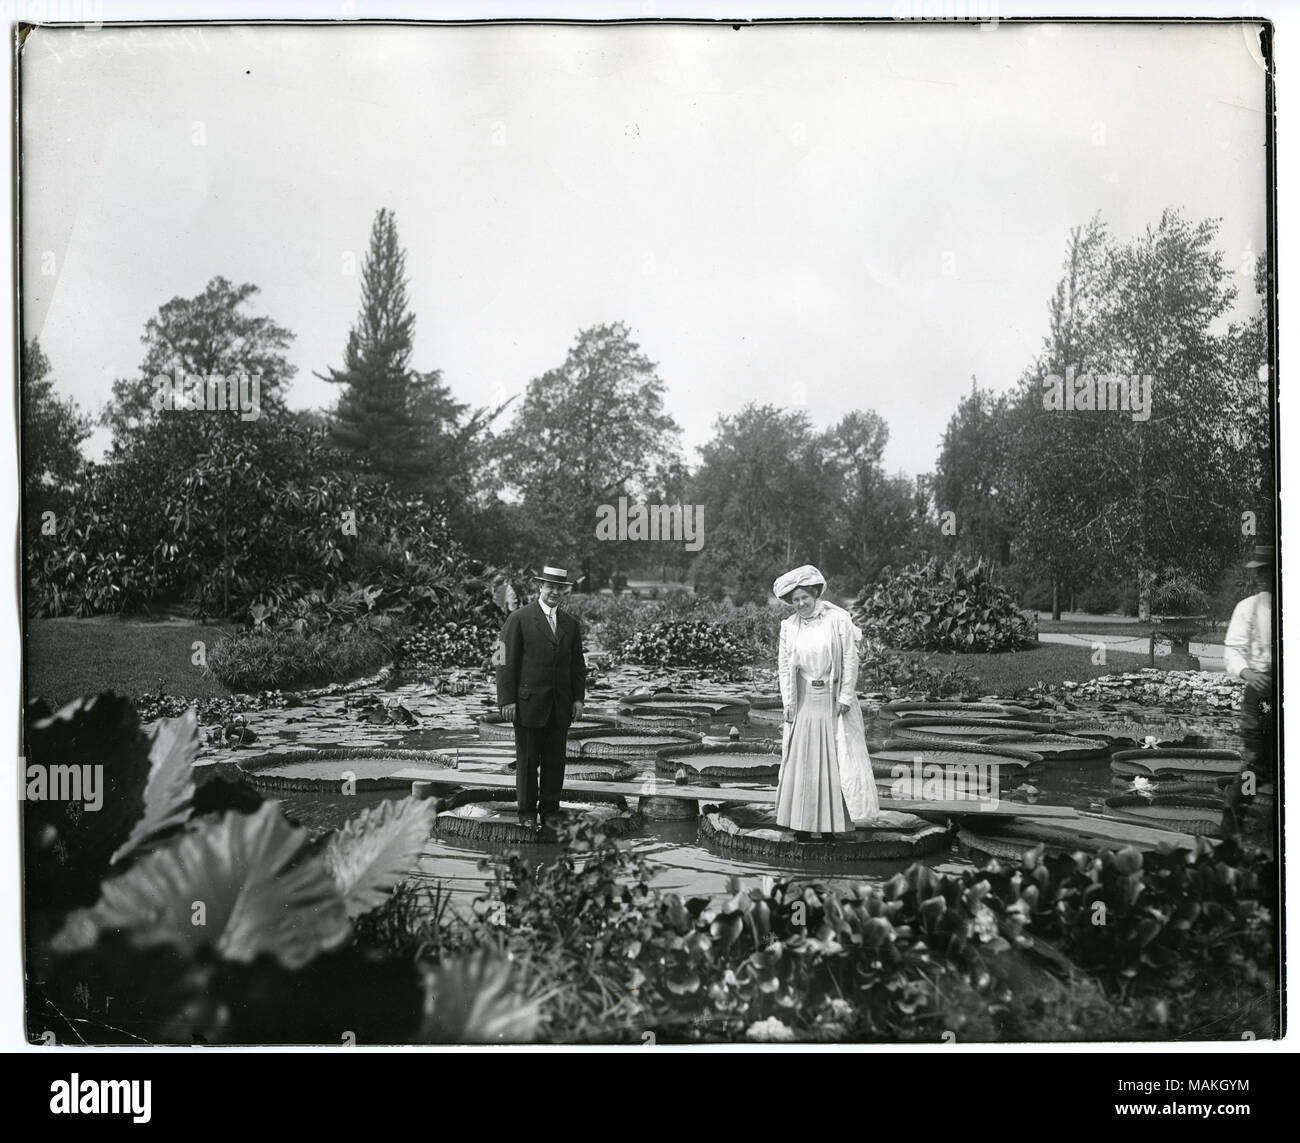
[{"left": 495, "top": 601, "right": 587, "bottom": 729}]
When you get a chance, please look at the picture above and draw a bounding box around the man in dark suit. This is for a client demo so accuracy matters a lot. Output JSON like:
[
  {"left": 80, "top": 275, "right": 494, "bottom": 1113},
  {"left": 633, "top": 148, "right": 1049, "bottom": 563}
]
[{"left": 495, "top": 564, "right": 587, "bottom": 832}]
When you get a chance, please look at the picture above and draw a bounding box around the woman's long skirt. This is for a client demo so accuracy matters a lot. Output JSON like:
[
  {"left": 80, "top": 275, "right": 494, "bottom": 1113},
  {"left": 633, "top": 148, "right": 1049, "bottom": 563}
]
[{"left": 774, "top": 676, "right": 851, "bottom": 833}]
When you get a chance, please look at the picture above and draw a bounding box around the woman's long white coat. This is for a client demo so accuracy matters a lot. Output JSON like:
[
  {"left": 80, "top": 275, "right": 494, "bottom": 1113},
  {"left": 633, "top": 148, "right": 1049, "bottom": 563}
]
[{"left": 777, "top": 602, "right": 880, "bottom": 823}]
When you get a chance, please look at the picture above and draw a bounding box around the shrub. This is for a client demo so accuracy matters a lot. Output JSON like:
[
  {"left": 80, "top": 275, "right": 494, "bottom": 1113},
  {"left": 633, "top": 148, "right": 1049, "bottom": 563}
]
[
  {"left": 621, "top": 619, "right": 753, "bottom": 672},
  {"left": 396, "top": 614, "right": 498, "bottom": 675},
  {"left": 858, "top": 640, "right": 977, "bottom": 698},
  {"left": 565, "top": 593, "right": 779, "bottom": 667},
  {"left": 854, "top": 558, "right": 1037, "bottom": 653},
  {"left": 25, "top": 415, "right": 471, "bottom": 624},
  {"left": 208, "top": 621, "right": 396, "bottom": 692}
]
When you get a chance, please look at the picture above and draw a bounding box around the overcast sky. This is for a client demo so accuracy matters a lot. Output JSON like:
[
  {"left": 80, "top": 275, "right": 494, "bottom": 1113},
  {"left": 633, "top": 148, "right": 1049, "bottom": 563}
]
[{"left": 20, "top": 19, "right": 1268, "bottom": 476}]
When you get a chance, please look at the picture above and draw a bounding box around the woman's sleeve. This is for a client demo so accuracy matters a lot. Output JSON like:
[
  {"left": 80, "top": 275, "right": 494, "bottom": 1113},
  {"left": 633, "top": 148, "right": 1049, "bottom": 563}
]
[
  {"left": 837, "top": 616, "right": 860, "bottom": 704},
  {"left": 778, "top": 621, "right": 792, "bottom": 709}
]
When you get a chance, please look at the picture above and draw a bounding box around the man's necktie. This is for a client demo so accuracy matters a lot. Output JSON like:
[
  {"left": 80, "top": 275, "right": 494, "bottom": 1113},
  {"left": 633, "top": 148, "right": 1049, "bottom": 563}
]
[{"left": 546, "top": 608, "right": 556, "bottom": 635}]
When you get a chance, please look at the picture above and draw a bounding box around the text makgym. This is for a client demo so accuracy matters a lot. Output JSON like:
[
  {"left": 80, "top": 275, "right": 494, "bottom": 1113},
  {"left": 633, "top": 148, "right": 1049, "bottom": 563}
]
[{"left": 50, "top": 1075, "right": 151, "bottom": 1123}]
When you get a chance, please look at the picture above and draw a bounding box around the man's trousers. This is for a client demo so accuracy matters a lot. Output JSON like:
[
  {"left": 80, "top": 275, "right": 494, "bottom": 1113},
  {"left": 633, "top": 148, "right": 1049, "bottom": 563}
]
[
  {"left": 1222, "top": 678, "right": 1275, "bottom": 837},
  {"left": 514, "top": 707, "right": 568, "bottom": 822}
]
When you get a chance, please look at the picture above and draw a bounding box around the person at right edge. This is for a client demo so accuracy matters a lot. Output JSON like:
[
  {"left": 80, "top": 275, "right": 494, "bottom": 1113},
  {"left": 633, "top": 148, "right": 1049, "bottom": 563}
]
[{"left": 1220, "top": 543, "right": 1275, "bottom": 842}]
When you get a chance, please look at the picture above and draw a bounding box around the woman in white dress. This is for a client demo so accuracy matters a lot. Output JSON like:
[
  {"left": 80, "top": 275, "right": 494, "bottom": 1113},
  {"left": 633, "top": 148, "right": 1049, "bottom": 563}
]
[{"left": 772, "top": 565, "right": 880, "bottom": 841}]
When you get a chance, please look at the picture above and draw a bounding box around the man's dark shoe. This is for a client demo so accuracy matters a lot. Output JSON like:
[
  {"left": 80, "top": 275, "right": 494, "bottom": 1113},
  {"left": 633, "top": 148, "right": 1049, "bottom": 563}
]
[{"left": 793, "top": 830, "right": 812, "bottom": 842}]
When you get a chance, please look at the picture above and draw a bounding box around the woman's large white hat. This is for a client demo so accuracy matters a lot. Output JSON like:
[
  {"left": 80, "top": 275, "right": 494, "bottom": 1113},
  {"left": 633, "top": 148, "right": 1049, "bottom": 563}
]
[{"left": 773, "top": 565, "right": 826, "bottom": 601}]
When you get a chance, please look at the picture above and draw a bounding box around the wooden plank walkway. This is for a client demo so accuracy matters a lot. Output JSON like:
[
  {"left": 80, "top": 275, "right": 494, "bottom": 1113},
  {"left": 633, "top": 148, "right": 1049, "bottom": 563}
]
[{"left": 389, "top": 766, "right": 1082, "bottom": 820}]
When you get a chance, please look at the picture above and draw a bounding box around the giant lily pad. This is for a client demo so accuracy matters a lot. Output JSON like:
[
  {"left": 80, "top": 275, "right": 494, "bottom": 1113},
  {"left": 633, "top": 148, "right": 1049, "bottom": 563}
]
[
  {"left": 1110, "top": 748, "right": 1241, "bottom": 781},
  {"left": 629, "top": 692, "right": 752, "bottom": 718},
  {"left": 1103, "top": 793, "right": 1223, "bottom": 837},
  {"left": 1018, "top": 733, "right": 1109, "bottom": 761},
  {"left": 568, "top": 729, "right": 701, "bottom": 759},
  {"left": 699, "top": 806, "right": 948, "bottom": 861},
  {"left": 872, "top": 739, "right": 1045, "bottom": 780},
  {"left": 891, "top": 715, "right": 1055, "bottom": 743},
  {"left": 655, "top": 741, "right": 782, "bottom": 781}
]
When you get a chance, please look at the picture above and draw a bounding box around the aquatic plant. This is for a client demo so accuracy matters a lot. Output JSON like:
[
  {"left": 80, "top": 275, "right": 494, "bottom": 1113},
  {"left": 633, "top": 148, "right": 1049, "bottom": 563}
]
[{"left": 24, "top": 692, "right": 536, "bottom": 1045}]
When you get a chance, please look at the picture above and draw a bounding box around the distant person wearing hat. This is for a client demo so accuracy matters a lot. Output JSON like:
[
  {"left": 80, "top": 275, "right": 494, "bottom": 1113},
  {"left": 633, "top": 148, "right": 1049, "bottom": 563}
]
[
  {"left": 772, "top": 564, "right": 879, "bottom": 842},
  {"left": 495, "top": 564, "right": 587, "bottom": 833},
  {"left": 1221, "top": 544, "right": 1275, "bottom": 840}
]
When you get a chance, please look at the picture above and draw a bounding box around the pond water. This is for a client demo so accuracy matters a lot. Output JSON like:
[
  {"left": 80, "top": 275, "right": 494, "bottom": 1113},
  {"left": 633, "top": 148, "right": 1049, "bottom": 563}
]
[{"left": 247, "top": 698, "right": 1246, "bottom": 913}]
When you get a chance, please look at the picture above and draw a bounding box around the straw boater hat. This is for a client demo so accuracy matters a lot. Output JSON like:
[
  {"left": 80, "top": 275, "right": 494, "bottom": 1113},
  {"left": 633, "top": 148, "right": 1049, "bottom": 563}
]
[
  {"left": 533, "top": 564, "right": 576, "bottom": 586},
  {"left": 773, "top": 565, "right": 827, "bottom": 602}
]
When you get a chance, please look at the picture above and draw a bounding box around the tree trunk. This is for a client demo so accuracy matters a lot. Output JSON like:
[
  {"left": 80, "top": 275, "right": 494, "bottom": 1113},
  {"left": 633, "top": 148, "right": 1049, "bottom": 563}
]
[{"left": 1051, "top": 580, "right": 1061, "bottom": 622}]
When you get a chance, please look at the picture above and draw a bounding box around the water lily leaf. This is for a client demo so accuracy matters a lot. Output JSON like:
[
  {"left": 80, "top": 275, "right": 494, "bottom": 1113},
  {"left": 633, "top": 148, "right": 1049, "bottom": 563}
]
[
  {"left": 686, "top": 931, "right": 714, "bottom": 957},
  {"left": 324, "top": 796, "right": 437, "bottom": 918},
  {"left": 53, "top": 803, "right": 349, "bottom": 969},
  {"left": 710, "top": 913, "right": 744, "bottom": 946},
  {"left": 863, "top": 917, "right": 894, "bottom": 948},
  {"left": 111, "top": 708, "right": 199, "bottom": 865},
  {"left": 906, "top": 863, "right": 939, "bottom": 898},
  {"left": 1136, "top": 917, "right": 1162, "bottom": 948},
  {"left": 666, "top": 966, "right": 701, "bottom": 994},
  {"left": 919, "top": 895, "right": 947, "bottom": 930}
]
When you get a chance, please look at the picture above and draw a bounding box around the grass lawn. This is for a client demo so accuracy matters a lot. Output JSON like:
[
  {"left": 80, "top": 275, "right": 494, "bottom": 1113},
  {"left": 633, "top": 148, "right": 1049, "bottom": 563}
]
[
  {"left": 25, "top": 617, "right": 238, "bottom": 708},
  {"left": 897, "top": 642, "right": 1157, "bottom": 697}
]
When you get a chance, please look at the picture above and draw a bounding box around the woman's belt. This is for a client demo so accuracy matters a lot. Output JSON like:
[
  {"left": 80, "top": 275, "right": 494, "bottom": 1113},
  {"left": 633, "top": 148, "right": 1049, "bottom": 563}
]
[{"left": 799, "top": 675, "right": 830, "bottom": 688}]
